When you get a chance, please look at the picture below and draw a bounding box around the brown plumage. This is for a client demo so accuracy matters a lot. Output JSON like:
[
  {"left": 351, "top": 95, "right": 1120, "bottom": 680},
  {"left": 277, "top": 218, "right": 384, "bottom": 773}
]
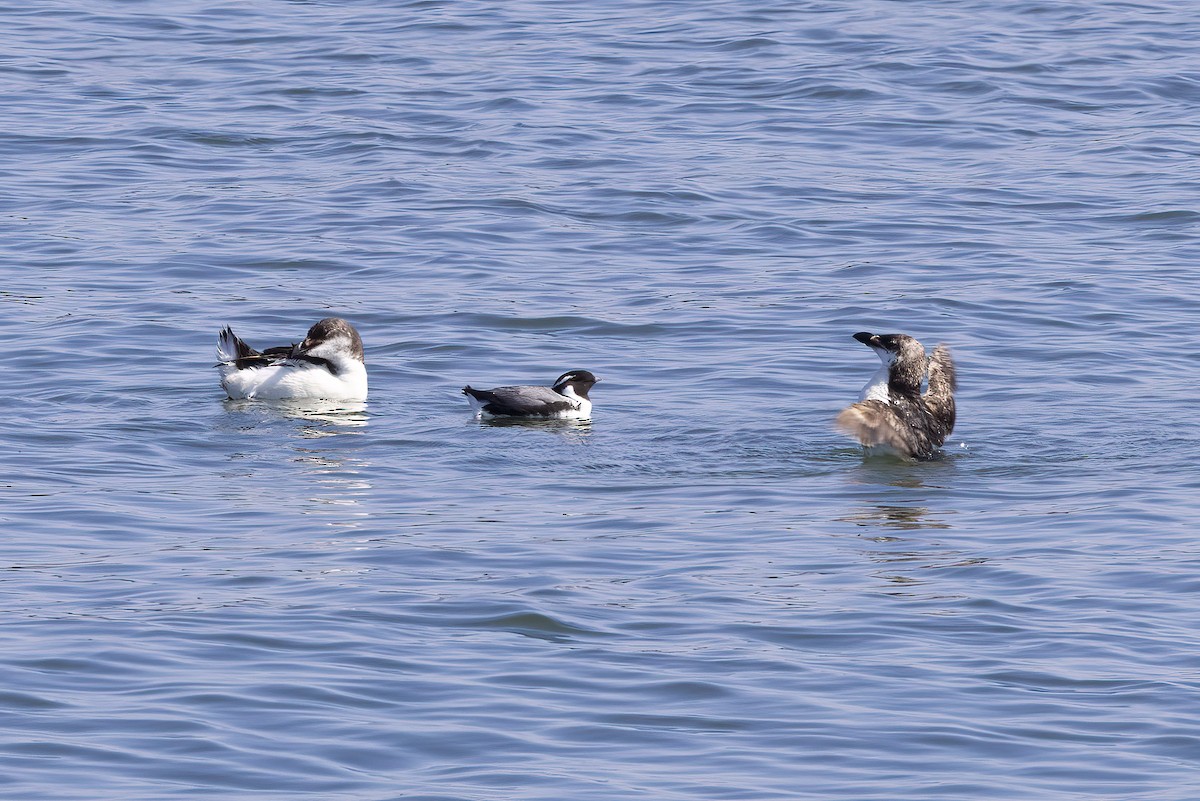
[{"left": 836, "top": 332, "right": 956, "bottom": 460}]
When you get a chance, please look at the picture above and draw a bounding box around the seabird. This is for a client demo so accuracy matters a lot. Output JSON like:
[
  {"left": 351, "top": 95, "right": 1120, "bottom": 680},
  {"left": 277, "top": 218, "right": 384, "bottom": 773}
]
[
  {"left": 462, "top": 370, "right": 598, "bottom": 420},
  {"left": 836, "top": 331, "right": 956, "bottom": 460},
  {"left": 215, "top": 317, "right": 368, "bottom": 401}
]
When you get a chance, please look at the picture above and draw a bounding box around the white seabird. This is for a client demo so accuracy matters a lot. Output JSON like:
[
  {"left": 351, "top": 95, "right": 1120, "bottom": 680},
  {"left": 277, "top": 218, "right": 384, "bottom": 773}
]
[{"left": 215, "top": 317, "right": 368, "bottom": 401}]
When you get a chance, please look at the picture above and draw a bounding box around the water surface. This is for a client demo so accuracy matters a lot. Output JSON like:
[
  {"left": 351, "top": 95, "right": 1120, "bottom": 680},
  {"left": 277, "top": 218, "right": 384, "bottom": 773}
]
[{"left": 3, "top": 1, "right": 1200, "bottom": 798}]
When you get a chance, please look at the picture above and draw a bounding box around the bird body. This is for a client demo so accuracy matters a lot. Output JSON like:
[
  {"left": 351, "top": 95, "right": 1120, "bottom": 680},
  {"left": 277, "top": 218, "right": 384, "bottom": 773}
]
[
  {"left": 216, "top": 317, "right": 367, "bottom": 401},
  {"left": 836, "top": 332, "right": 955, "bottom": 460},
  {"left": 462, "top": 370, "right": 598, "bottom": 420}
]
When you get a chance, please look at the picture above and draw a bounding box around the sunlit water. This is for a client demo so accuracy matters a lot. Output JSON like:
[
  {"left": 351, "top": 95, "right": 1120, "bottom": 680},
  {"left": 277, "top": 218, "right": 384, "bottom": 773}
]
[{"left": 3, "top": 1, "right": 1200, "bottom": 798}]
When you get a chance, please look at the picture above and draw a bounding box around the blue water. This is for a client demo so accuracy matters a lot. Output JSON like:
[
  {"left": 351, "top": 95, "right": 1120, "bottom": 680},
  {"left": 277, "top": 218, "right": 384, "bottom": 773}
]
[{"left": 3, "top": 1, "right": 1200, "bottom": 798}]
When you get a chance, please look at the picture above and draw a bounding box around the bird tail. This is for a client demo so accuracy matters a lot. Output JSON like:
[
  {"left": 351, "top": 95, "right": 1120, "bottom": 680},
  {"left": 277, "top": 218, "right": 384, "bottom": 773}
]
[
  {"left": 461, "top": 386, "right": 491, "bottom": 415},
  {"left": 215, "top": 326, "right": 257, "bottom": 377},
  {"left": 924, "top": 343, "right": 957, "bottom": 440}
]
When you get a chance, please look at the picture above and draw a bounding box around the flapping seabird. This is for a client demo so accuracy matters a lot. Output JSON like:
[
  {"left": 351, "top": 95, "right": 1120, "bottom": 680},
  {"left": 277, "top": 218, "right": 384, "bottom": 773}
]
[
  {"left": 215, "top": 317, "right": 368, "bottom": 401},
  {"left": 462, "top": 370, "right": 598, "bottom": 420},
  {"left": 836, "top": 332, "right": 955, "bottom": 460}
]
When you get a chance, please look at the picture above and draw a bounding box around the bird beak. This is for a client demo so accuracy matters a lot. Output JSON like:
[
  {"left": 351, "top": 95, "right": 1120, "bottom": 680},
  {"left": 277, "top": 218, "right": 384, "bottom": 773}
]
[
  {"left": 852, "top": 331, "right": 878, "bottom": 347},
  {"left": 289, "top": 340, "right": 308, "bottom": 358}
]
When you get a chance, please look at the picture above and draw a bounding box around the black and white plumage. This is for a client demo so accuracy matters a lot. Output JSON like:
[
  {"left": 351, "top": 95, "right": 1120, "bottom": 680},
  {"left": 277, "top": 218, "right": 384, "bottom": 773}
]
[
  {"left": 462, "top": 370, "right": 598, "bottom": 420},
  {"left": 836, "top": 331, "right": 956, "bottom": 460},
  {"left": 215, "top": 317, "right": 368, "bottom": 401}
]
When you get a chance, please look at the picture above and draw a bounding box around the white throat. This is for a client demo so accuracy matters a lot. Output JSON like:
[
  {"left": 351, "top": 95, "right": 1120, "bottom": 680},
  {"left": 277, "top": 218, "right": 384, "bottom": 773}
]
[
  {"left": 559, "top": 384, "right": 591, "bottom": 415},
  {"left": 859, "top": 348, "right": 895, "bottom": 403}
]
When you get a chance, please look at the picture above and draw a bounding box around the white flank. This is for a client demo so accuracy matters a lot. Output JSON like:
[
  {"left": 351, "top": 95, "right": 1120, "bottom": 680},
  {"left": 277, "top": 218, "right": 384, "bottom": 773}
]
[{"left": 220, "top": 361, "right": 368, "bottom": 401}]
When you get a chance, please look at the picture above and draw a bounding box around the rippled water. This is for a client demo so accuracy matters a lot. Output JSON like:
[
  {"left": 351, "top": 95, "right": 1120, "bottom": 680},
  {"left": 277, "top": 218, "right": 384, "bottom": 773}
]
[{"left": 4, "top": 1, "right": 1200, "bottom": 798}]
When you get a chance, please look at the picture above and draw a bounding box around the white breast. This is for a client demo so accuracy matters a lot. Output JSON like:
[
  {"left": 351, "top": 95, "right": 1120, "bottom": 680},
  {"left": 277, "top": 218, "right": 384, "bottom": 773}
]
[{"left": 558, "top": 387, "right": 592, "bottom": 419}]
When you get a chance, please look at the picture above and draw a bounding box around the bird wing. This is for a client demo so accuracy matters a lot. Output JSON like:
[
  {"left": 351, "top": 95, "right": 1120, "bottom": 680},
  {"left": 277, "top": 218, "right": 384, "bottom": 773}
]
[
  {"left": 835, "top": 400, "right": 914, "bottom": 452},
  {"left": 465, "top": 385, "right": 574, "bottom": 416},
  {"left": 923, "top": 344, "right": 956, "bottom": 438},
  {"left": 216, "top": 327, "right": 300, "bottom": 371}
]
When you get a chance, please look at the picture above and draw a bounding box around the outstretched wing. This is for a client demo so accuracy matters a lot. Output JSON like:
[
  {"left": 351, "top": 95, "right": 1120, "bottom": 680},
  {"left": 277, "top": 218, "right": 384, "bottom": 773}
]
[
  {"left": 835, "top": 400, "right": 914, "bottom": 452},
  {"left": 923, "top": 343, "right": 956, "bottom": 439},
  {"left": 463, "top": 385, "right": 574, "bottom": 416}
]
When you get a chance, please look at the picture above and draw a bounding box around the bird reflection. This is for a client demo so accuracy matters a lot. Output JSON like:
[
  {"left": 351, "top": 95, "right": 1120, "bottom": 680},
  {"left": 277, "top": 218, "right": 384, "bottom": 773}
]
[
  {"left": 283, "top": 406, "right": 371, "bottom": 520},
  {"left": 838, "top": 504, "right": 951, "bottom": 531},
  {"left": 280, "top": 399, "right": 369, "bottom": 435},
  {"left": 841, "top": 504, "right": 984, "bottom": 596},
  {"left": 474, "top": 416, "right": 592, "bottom": 442},
  {"left": 290, "top": 448, "right": 372, "bottom": 522},
  {"left": 838, "top": 451, "right": 959, "bottom": 530},
  {"left": 222, "top": 398, "right": 368, "bottom": 424},
  {"left": 218, "top": 399, "right": 372, "bottom": 520}
]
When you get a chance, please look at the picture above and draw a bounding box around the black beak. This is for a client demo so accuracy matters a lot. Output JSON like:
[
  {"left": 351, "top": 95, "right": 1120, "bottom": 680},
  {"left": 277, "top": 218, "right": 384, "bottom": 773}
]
[
  {"left": 852, "top": 331, "right": 877, "bottom": 346},
  {"left": 289, "top": 340, "right": 307, "bottom": 358}
]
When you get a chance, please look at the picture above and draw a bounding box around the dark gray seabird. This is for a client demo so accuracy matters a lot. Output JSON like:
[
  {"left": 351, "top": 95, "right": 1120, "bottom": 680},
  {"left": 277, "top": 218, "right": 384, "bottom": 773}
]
[
  {"left": 462, "top": 370, "right": 599, "bottom": 420},
  {"left": 836, "top": 332, "right": 956, "bottom": 460}
]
